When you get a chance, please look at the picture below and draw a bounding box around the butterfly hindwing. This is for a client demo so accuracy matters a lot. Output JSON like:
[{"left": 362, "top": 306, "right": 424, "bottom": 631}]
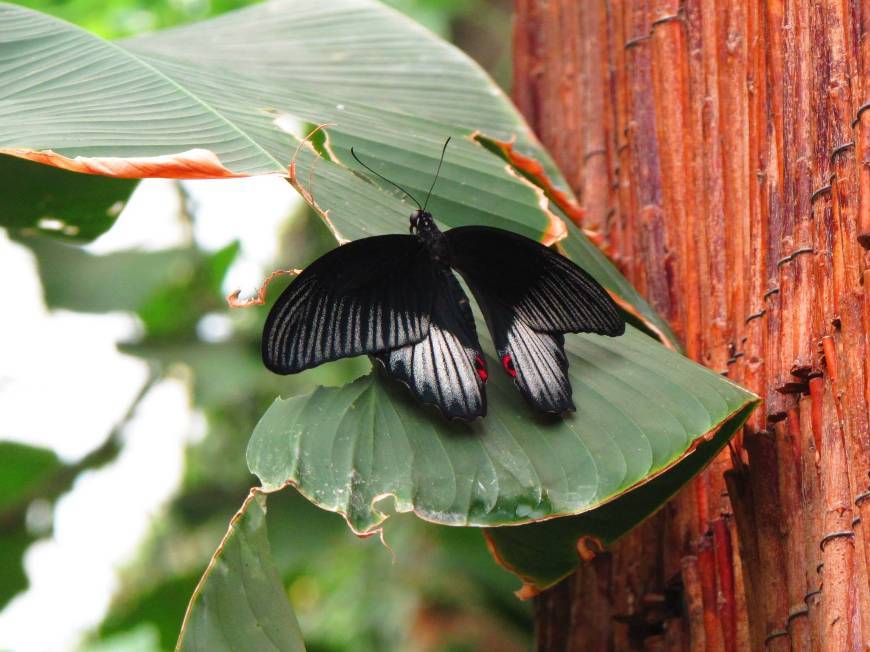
[
  {"left": 263, "top": 235, "right": 434, "bottom": 374},
  {"left": 476, "top": 294, "right": 574, "bottom": 414},
  {"left": 446, "top": 226, "right": 624, "bottom": 336},
  {"left": 375, "top": 269, "right": 487, "bottom": 421},
  {"left": 447, "top": 225, "right": 624, "bottom": 414}
]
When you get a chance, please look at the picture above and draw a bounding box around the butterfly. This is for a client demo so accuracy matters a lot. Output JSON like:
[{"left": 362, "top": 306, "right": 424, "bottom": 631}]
[{"left": 262, "top": 139, "right": 625, "bottom": 421}]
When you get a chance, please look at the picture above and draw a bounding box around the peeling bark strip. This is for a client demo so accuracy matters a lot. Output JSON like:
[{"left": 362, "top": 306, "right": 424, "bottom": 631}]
[{"left": 513, "top": 0, "right": 869, "bottom": 649}]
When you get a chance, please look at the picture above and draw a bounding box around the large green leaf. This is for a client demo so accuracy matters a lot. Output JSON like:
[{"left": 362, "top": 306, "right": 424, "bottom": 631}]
[
  {"left": 0, "top": 0, "right": 672, "bottom": 342},
  {"left": 249, "top": 326, "right": 756, "bottom": 534},
  {"left": 176, "top": 490, "right": 306, "bottom": 652}
]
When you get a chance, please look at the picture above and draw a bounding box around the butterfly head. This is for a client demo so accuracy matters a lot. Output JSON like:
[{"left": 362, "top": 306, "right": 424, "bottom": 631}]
[{"left": 410, "top": 209, "right": 435, "bottom": 234}]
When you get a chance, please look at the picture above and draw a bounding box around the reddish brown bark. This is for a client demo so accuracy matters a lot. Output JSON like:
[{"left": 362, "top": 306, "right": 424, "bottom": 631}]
[{"left": 514, "top": 1, "right": 870, "bottom": 649}]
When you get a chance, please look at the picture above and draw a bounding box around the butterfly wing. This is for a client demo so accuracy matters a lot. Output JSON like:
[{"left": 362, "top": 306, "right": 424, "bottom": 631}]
[
  {"left": 475, "top": 293, "right": 574, "bottom": 413},
  {"left": 263, "top": 235, "right": 434, "bottom": 374},
  {"left": 375, "top": 268, "right": 487, "bottom": 421},
  {"left": 445, "top": 226, "right": 624, "bottom": 336},
  {"left": 447, "top": 226, "right": 624, "bottom": 414}
]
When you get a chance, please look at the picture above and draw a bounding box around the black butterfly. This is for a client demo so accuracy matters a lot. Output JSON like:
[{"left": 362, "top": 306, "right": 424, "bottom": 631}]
[{"left": 262, "top": 139, "right": 625, "bottom": 421}]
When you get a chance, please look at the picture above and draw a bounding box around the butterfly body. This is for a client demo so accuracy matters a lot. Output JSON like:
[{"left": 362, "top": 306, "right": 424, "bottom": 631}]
[{"left": 411, "top": 209, "right": 450, "bottom": 263}]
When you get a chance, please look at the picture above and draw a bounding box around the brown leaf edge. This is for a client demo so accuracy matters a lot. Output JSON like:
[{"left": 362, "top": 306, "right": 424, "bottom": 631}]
[
  {"left": 472, "top": 132, "right": 587, "bottom": 227},
  {"left": 493, "top": 154, "right": 568, "bottom": 247},
  {"left": 481, "top": 398, "right": 760, "bottom": 599},
  {"left": 0, "top": 147, "right": 251, "bottom": 179},
  {"left": 279, "top": 123, "right": 569, "bottom": 249},
  {"left": 451, "top": 132, "right": 570, "bottom": 248},
  {"left": 608, "top": 292, "right": 679, "bottom": 352},
  {"left": 480, "top": 136, "right": 611, "bottom": 254}
]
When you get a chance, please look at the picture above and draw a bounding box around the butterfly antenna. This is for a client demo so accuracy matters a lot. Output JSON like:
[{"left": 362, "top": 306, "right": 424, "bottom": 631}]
[
  {"left": 350, "top": 147, "right": 422, "bottom": 211},
  {"left": 422, "top": 137, "right": 451, "bottom": 213}
]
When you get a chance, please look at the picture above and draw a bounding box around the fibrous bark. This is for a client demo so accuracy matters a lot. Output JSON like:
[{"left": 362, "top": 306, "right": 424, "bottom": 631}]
[{"left": 513, "top": 1, "right": 870, "bottom": 649}]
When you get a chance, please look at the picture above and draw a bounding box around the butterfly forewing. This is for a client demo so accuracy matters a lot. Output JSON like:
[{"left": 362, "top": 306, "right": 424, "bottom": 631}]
[
  {"left": 375, "top": 269, "right": 486, "bottom": 421},
  {"left": 446, "top": 226, "right": 624, "bottom": 336},
  {"left": 263, "top": 235, "right": 434, "bottom": 373}
]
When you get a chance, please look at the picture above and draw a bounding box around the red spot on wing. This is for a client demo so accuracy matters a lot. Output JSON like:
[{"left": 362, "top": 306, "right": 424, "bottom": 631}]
[
  {"left": 501, "top": 354, "right": 517, "bottom": 378},
  {"left": 474, "top": 355, "right": 488, "bottom": 383}
]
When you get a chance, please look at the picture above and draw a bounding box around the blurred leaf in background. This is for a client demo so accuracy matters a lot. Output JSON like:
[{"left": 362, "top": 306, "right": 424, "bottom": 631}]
[
  {"left": 0, "top": 155, "right": 137, "bottom": 242},
  {"left": 0, "top": 442, "right": 63, "bottom": 610},
  {"left": 5, "top": 174, "right": 530, "bottom": 650}
]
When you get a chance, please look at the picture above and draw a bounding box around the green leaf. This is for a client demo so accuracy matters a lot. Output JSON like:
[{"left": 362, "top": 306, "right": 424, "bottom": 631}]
[
  {"left": 100, "top": 575, "right": 199, "bottom": 652},
  {"left": 137, "top": 241, "right": 240, "bottom": 339},
  {"left": 483, "top": 400, "right": 758, "bottom": 594},
  {"left": 19, "top": 237, "right": 237, "bottom": 340},
  {"left": 176, "top": 490, "right": 306, "bottom": 652},
  {"left": 0, "top": 0, "right": 672, "bottom": 341},
  {"left": 248, "top": 326, "right": 757, "bottom": 534},
  {"left": 0, "top": 154, "right": 136, "bottom": 242},
  {"left": 20, "top": 236, "right": 201, "bottom": 313},
  {"left": 0, "top": 442, "right": 63, "bottom": 608},
  {"left": 0, "top": 525, "right": 36, "bottom": 611},
  {"left": 82, "top": 625, "right": 163, "bottom": 652},
  {"left": 0, "top": 441, "right": 62, "bottom": 512}
]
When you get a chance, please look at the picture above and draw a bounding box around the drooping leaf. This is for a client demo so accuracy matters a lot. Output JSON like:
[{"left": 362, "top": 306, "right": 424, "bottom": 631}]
[
  {"left": 0, "top": 0, "right": 672, "bottom": 342},
  {"left": 248, "top": 326, "right": 756, "bottom": 535},
  {"left": 483, "top": 400, "right": 757, "bottom": 594},
  {"left": 176, "top": 490, "right": 306, "bottom": 652}
]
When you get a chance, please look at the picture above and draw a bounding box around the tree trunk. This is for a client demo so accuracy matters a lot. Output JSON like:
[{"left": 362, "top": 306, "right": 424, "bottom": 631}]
[{"left": 512, "top": 1, "right": 870, "bottom": 649}]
